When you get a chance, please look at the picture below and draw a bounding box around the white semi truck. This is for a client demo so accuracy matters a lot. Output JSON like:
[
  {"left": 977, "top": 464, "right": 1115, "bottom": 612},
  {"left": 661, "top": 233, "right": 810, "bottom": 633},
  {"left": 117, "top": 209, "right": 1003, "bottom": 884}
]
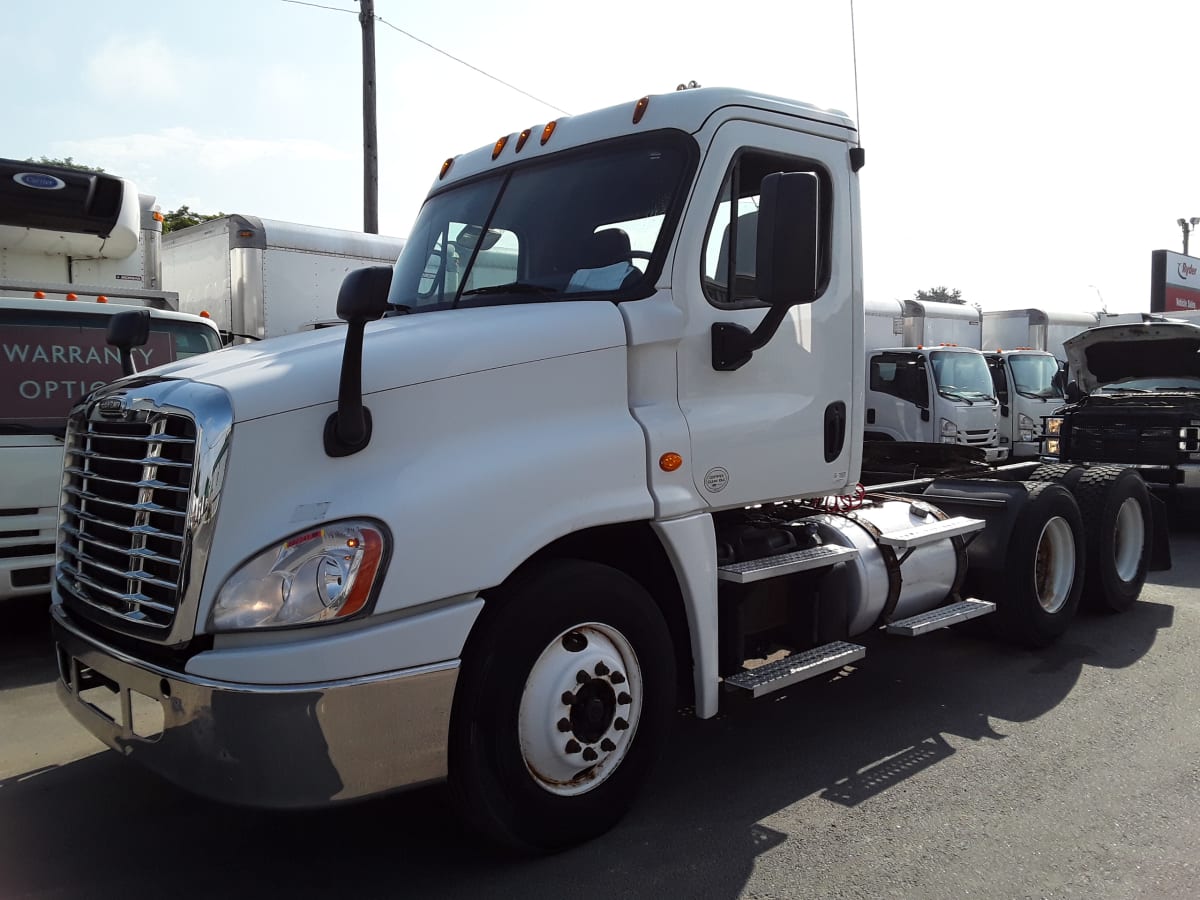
[
  {"left": 864, "top": 299, "right": 1005, "bottom": 461},
  {"left": 162, "top": 215, "right": 406, "bottom": 341},
  {"left": 0, "top": 159, "right": 223, "bottom": 605},
  {"left": 50, "top": 89, "right": 1168, "bottom": 850}
]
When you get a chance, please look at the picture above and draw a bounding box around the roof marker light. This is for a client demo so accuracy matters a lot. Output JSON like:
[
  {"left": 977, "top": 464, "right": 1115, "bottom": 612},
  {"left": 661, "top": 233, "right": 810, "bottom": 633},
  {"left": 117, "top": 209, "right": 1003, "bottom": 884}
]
[
  {"left": 33, "top": 290, "right": 46, "bottom": 299},
  {"left": 439, "top": 157, "right": 454, "bottom": 180},
  {"left": 540, "top": 120, "right": 557, "bottom": 145},
  {"left": 492, "top": 135, "right": 509, "bottom": 160},
  {"left": 633, "top": 96, "right": 650, "bottom": 124},
  {"left": 153, "top": 211, "right": 165, "bottom": 222},
  {"left": 66, "top": 293, "right": 78, "bottom": 301},
  {"left": 515, "top": 128, "right": 533, "bottom": 152},
  {"left": 96, "top": 296, "right": 108, "bottom": 303},
  {"left": 200, "top": 310, "right": 211, "bottom": 318}
]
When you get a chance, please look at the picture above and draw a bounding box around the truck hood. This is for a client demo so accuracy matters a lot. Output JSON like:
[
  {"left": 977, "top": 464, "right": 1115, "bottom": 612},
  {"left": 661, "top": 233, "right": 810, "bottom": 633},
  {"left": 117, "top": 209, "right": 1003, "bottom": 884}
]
[
  {"left": 135, "top": 301, "right": 630, "bottom": 422},
  {"left": 1064, "top": 321, "right": 1200, "bottom": 394}
]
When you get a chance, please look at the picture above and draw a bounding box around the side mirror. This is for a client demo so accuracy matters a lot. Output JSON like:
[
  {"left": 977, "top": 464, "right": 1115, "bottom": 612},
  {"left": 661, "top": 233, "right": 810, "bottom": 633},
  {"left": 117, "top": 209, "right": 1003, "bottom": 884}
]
[
  {"left": 755, "top": 171, "right": 820, "bottom": 307},
  {"left": 1000, "top": 404, "right": 1010, "bottom": 417},
  {"left": 1065, "top": 381, "right": 1084, "bottom": 403},
  {"left": 325, "top": 266, "right": 393, "bottom": 457},
  {"left": 106, "top": 309, "right": 151, "bottom": 376},
  {"left": 920, "top": 408, "right": 931, "bottom": 422},
  {"left": 711, "top": 172, "right": 820, "bottom": 371}
]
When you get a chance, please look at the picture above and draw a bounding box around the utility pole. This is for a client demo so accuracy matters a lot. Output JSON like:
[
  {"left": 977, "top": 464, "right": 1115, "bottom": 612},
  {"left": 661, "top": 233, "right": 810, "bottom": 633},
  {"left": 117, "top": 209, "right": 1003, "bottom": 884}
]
[
  {"left": 360, "top": 0, "right": 379, "bottom": 234},
  {"left": 1178, "top": 217, "right": 1200, "bottom": 257}
]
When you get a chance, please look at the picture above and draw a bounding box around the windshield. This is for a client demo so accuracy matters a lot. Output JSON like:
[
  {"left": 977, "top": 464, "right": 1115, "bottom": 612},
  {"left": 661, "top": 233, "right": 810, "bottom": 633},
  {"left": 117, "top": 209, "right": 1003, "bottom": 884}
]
[
  {"left": 1008, "top": 353, "right": 1063, "bottom": 399},
  {"left": 389, "top": 131, "right": 695, "bottom": 312},
  {"left": 0, "top": 308, "right": 221, "bottom": 434},
  {"left": 929, "top": 351, "right": 994, "bottom": 402},
  {"left": 1095, "top": 375, "right": 1200, "bottom": 393}
]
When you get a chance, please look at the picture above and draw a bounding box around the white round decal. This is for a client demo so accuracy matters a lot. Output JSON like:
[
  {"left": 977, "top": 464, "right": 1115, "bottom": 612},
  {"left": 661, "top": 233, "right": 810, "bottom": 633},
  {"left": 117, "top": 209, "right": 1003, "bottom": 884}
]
[{"left": 703, "top": 467, "right": 729, "bottom": 493}]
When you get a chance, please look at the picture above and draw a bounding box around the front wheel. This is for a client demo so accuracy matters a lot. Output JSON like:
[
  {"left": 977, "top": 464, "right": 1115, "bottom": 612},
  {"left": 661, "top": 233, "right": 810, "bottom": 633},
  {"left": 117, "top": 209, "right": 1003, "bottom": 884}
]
[{"left": 448, "top": 559, "right": 675, "bottom": 851}]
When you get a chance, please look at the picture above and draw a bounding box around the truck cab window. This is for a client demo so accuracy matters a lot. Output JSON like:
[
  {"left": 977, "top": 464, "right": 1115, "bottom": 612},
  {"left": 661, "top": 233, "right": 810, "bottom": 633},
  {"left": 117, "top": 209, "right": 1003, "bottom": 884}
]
[
  {"left": 702, "top": 150, "right": 832, "bottom": 308},
  {"left": 870, "top": 352, "right": 928, "bottom": 407}
]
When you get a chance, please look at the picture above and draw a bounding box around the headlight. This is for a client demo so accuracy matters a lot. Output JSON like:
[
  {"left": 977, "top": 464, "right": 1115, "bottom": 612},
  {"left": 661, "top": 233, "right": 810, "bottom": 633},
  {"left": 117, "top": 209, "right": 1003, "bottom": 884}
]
[
  {"left": 211, "top": 520, "right": 388, "bottom": 631},
  {"left": 1180, "top": 424, "right": 1200, "bottom": 453},
  {"left": 940, "top": 418, "right": 958, "bottom": 443},
  {"left": 1019, "top": 413, "right": 1037, "bottom": 441},
  {"left": 1044, "top": 438, "right": 1060, "bottom": 458},
  {"left": 1045, "top": 416, "right": 1063, "bottom": 436}
]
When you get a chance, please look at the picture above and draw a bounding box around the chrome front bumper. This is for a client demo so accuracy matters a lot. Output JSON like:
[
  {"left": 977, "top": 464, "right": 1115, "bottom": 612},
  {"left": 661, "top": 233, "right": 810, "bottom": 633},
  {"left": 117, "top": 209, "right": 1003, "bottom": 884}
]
[{"left": 52, "top": 606, "right": 458, "bottom": 808}]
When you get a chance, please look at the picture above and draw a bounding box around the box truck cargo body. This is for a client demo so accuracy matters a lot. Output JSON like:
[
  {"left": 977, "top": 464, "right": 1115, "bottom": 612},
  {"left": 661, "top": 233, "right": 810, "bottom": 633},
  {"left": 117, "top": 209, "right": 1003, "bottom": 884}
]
[
  {"left": 981, "top": 308, "right": 1100, "bottom": 363},
  {"left": 162, "top": 216, "right": 406, "bottom": 340}
]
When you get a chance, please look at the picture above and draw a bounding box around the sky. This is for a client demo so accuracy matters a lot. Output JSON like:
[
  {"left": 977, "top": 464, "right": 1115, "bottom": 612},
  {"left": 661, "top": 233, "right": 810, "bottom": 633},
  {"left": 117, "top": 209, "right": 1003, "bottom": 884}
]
[{"left": 7, "top": 0, "right": 1200, "bottom": 314}]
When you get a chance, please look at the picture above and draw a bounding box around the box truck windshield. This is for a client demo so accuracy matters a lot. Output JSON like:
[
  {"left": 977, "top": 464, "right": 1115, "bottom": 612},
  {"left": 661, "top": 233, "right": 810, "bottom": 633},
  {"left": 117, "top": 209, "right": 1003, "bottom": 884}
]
[
  {"left": 928, "top": 350, "right": 993, "bottom": 402},
  {"left": 0, "top": 307, "right": 221, "bottom": 435},
  {"left": 1007, "top": 353, "right": 1062, "bottom": 399}
]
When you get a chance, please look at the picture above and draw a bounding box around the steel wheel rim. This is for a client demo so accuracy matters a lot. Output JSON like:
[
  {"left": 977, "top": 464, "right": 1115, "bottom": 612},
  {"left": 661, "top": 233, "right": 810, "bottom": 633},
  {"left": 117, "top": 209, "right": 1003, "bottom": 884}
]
[
  {"left": 1034, "top": 515, "right": 1075, "bottom": 614},
  {"left": 518, "top": 622, "right": 643, "bottom": 797},
  {"left": 1112, "top": 497, "right": 1145, "bottom": 583}
]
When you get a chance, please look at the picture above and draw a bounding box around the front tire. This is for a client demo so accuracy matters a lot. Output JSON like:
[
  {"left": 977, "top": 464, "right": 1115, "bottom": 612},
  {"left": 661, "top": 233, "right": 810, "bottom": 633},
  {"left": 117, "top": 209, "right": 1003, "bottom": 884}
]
[{"left": 448, "top": 559, "right": 675, "bottom": 851}]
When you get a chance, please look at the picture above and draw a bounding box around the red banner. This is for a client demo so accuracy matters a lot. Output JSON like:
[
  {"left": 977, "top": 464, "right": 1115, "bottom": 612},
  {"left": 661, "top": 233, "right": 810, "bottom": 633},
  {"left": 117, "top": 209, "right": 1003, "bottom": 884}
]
[{"left": 1, "top": 325, "right": 175, "bottom": 425}]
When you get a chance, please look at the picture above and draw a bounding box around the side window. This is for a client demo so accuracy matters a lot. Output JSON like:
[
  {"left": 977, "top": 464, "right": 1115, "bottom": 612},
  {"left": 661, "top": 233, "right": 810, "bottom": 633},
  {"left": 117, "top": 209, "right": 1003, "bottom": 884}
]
[
  {"left": 870, "top": 353, "right": 928, "bottom": 407},
  {"left": 987, "top": 357, "right": 1009, "bottom": 405},
  {"left": 702, "top": 149, "right": 832, "bottom": 308}
]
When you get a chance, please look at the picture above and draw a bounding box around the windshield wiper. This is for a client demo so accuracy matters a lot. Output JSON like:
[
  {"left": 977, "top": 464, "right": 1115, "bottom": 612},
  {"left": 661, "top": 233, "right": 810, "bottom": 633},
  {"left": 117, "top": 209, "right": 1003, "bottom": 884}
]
[
  {"left": 459, "top": 282, "right": 557, "bottom": 298},
  {"left": 939, "top": 389, "right": 974, "bottom": 404}
]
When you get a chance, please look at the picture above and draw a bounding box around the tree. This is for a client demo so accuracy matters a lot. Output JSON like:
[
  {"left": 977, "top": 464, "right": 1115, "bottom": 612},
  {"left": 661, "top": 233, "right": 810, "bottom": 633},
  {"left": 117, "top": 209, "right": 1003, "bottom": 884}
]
[
  {"left": 162, "top": 205, "right": 225, "bottom": 234},
  {"left": 24, "top": 156, "right": 105, "bottom": 173},
  {"left": 914, "top": 286, "right": 965, "bottom": 305}
]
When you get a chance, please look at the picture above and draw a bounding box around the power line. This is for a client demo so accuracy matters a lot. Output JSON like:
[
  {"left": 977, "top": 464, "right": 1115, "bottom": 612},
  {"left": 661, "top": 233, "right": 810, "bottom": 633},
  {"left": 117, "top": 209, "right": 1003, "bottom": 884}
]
[
  {"left": 374, "top": 14, "right": 566, "bottom": 114},
  {"left": 277, "top": 0, "right": 569, "bottom": 116}
]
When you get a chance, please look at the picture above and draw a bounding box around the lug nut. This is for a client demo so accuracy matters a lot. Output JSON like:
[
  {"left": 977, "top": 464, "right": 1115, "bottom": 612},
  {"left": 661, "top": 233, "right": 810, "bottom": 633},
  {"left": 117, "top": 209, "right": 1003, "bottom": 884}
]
[
  {"left": 600, "top": 738, "right": 616, "bottom": 752},
  {"left": 565, "top": 740, "right": 581, "bottom": 754},
  {"left": 614, "top": 717, "right": 629, "bottom": 731},
  {"left": 576, "top": 670, "right": 590, "bottom": 684},
  {"left": 561, "top": 691, "right": 575, "bottom": 705},
  {"left": 582, "top": 747, "right": 598, "bottom": 762},
  {"left": 594, "top": 661, "right": 610, "bottom": 676},
  {"left": 610, "top": 671, "right": 626, "bottom": 684},
  {"left": 618, "top": 691, "right": 632, "bottom": 705},
  {"left": 557, "top": 717, "right": 572, "bottom": 732}
]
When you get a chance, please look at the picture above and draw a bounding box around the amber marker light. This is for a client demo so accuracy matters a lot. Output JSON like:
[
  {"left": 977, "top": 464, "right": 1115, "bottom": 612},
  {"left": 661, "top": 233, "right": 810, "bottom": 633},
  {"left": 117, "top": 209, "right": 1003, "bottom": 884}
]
[
  {"left": 153, "top": 211, "right": 164, "bottom": 222},
  {"left": 515, "top": 128, "right": 533, "bottom": 152},
  {"left": 200, "top": 310, "right": 211, "bottom": 318},
  {"left": 633, "top": 96, "right": 650, "bottom": 124},
  {"left": 65, "top": 293, "right": 78, "bottom": 301},
  {"left": 336, "top": 529, "right": 384, "bottom": 619},
  {"left": 492, "top": 135, "right": 509, "bottom": 159},
  {"left": 439, "top": 158, "right": 454, "bottom": 180},
  {"left": 540, "top": 120, "right": 557, "bottom": 145},
  {"left": 96, "top": 296, "right": 108, "bottom": 303},
  {"left": 33, "top": 290, "right": 46, "bottom": 299},
  {"left": 659, "top": 452, "right": 683, "bottom": 472}
]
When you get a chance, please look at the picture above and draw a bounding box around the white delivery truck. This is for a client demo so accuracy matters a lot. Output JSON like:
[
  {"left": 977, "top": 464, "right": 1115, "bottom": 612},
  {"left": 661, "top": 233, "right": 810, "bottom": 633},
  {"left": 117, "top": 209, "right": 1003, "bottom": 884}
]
[
  {"left": 162, "top": 215, "right": 406, "bottom": 340},
  {"left": 51, "top": 88, "right": 1168, "bottom": 851},
  {"left": 0, "top": 159, "right": 222, "bottom": 605},
  {"left": 983, "top": 349, "right": 1064, "bottom": 458},
  {"left": 981, "top": 308, "right": 1100, "bottom": 363},
  {"left": 865, "top": 299, "right": 1004, "bottom": 461}
]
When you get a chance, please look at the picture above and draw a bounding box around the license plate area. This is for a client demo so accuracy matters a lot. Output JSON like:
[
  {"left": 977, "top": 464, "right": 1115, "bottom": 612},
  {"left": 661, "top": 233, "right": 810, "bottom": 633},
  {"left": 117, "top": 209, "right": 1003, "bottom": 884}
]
[{"left": 58, "top": 644, "right": 166, "bottom": 741}]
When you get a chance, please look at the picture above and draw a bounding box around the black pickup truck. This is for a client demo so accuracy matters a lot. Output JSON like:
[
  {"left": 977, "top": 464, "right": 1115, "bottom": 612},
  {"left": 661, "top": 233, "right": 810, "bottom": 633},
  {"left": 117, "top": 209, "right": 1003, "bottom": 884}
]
[{"left": 1044, "top": 320, "right": 1200, "bottom": 506}]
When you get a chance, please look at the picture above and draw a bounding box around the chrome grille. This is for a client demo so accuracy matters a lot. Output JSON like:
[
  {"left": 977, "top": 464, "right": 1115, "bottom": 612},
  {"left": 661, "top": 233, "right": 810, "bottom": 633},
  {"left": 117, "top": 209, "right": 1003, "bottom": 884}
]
[{"left": 58, "top": 410, "right": 196, "bottom": 630}]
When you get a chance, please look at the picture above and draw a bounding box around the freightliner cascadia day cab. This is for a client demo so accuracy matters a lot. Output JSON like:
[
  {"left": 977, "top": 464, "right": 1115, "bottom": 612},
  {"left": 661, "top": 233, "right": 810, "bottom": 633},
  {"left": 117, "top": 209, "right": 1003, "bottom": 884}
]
[
  {"left": 161, "top": 215, "right": 407, "bottom": 341},
  {"left": 50, "top": 88, "right": 1168, "bottom": 850},
  {"left": 0, "top": 160, "right": 222, "bottom": 605},
  {"left": 864, "top": 299, "right": 1006, "bottom": 461}
]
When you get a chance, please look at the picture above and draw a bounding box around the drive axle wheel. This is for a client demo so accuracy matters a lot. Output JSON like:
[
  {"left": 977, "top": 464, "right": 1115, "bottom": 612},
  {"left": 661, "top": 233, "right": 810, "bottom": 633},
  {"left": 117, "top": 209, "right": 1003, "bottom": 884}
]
[
  {"left": 1073, "top": 466, "right": 1151, "bottom": 613},
  {"left": 449, "top": 559, "right": 674, "bottom": 851},
  {"left": 997, "top": 482, "right": 1086, "bottom": 647}
]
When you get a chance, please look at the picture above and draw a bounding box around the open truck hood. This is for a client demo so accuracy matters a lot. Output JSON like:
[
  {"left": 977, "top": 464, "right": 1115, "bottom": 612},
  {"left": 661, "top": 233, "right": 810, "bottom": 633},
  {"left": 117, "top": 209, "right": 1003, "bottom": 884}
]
[{"left": 1064, "top": 321, "right": 1200, "bottom": 394}]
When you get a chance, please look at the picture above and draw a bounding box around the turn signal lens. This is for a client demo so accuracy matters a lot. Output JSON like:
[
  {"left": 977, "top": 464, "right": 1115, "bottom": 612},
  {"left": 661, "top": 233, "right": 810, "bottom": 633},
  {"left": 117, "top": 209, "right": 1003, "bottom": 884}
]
[
  {"left": 515, "top": 128, "right": 533, "bottom": 152},
  {"left": 439, "top": 157, "right": 454, "bottom": 180},
  {"left": 659, "top": 452, "right": 683, "bottom": 472},
  {"left": 492, "top": 135, "right": 509, "bottom": 159},
  {"left": 633, "top": 96, "right": 650, "bottom": 124},
  {"left": 540, "top": 120, "right": 557, "bottom": 145}
]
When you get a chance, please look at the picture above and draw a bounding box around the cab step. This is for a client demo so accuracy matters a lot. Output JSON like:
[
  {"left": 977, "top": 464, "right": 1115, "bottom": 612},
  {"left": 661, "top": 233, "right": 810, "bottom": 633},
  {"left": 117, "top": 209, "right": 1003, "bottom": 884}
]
[
  {"left": 724, "top": 641, "right": 865, "bottom": 697},
  {"left": 717, "top": 544, "right": 858, "bottom": 584},
  {"left": 884, "top": 598, "right": 996, "bottom": 636},
  {"left": 877, "top": 516, "right": 985, "bottom": 550}
]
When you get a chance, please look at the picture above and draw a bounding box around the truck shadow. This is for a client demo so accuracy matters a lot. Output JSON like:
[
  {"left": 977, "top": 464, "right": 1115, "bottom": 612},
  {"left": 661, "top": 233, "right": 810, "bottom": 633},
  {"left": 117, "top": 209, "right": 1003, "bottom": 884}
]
[
  {"left": 0, "top": 597, "right": 1174, "bottom": 900},
  {"left": 0, "top": 595, "right": 57, "bottom": 691}
]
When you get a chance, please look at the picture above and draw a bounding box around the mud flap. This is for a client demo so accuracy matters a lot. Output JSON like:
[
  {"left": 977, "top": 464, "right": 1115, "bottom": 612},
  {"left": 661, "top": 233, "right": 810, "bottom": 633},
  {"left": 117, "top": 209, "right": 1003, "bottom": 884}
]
[{"left": 1147, "top": 493, "right": 1172, "bottom": 572}]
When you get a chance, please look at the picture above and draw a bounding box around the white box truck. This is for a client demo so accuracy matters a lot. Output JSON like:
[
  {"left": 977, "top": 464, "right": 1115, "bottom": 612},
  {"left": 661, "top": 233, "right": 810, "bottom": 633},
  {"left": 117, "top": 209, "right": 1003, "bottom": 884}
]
[
  {"left": 0, "top": 159, "right": 222, "bottom": 605},
  {"left": 50, "top": 89, "right": 1168, "bottom": 851},
  {"left": 161, "top": 215, "right": 406, "bottom": 341},
  {"left": 865, "top": 299, "right": 1004, "bottom": 461}
]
